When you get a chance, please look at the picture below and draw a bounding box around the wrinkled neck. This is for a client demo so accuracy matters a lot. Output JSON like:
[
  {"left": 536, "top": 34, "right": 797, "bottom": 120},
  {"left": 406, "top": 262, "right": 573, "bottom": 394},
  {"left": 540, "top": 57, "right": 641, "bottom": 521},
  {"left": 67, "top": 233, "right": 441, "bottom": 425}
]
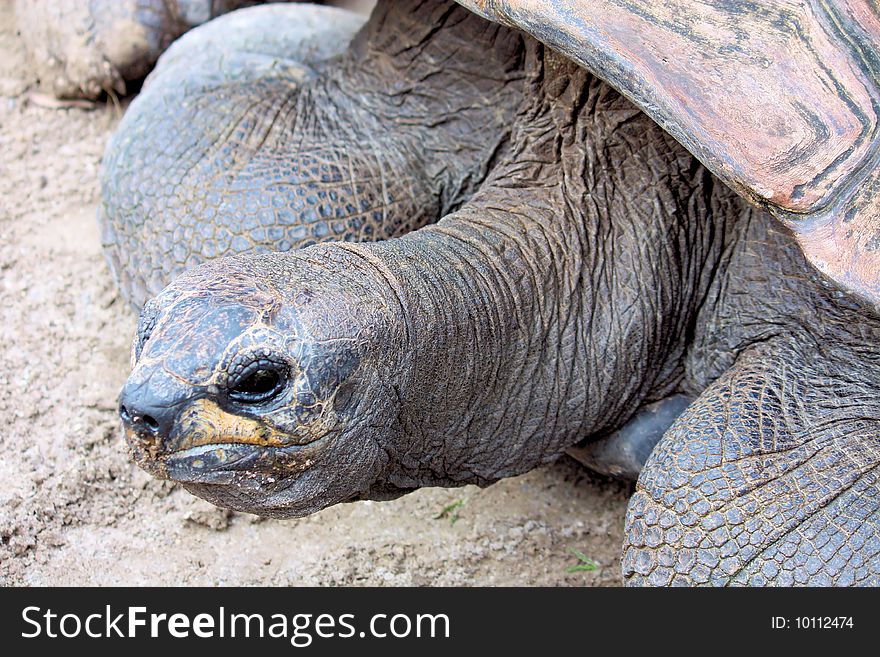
[
  {"left": 347, "top": 0, "right": 523, "bottom": 86},
  {"left": 321, "top": 0, "right": 525, "bottom": 215},
  {"left": 338, "top": 47, "right": 733, "bottom": 489}
]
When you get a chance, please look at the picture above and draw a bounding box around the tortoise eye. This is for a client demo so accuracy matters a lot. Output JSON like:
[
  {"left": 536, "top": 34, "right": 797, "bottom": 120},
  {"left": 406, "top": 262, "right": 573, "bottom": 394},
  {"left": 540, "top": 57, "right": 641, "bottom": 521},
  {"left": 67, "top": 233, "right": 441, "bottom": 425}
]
[{"left": 228, "top": 363, "right": 287, "bottom": 403}]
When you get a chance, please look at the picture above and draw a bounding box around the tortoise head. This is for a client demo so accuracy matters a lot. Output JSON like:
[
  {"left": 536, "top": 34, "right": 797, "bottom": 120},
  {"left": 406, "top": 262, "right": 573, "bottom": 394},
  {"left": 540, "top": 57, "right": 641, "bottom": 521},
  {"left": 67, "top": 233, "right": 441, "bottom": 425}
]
[{"left": 118, "top": 250, "right": 407, "bottom": 517}]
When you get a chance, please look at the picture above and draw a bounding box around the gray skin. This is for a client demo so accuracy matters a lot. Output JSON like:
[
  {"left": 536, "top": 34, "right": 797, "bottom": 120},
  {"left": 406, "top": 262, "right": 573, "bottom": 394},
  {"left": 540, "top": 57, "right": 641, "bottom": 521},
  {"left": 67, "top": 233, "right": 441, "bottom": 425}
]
[
  {"left": 105, "top": 1, "right": 880, "bottom": 585},
  {"left": 568, "top": 395, "right": 692, "bottom": 481},
  {"left": 100, "top": 2, "right": 523, "bottom": 307},
  {"left": 15, "top": 0, "right": 263, "bottom": 99}
]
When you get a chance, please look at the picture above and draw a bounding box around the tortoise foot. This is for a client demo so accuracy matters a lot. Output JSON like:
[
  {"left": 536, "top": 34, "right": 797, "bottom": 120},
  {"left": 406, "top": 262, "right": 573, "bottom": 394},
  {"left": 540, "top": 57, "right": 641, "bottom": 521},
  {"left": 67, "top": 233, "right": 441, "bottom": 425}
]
[{"left": 567, "top": 395, "right": 692, "bottom": 481}]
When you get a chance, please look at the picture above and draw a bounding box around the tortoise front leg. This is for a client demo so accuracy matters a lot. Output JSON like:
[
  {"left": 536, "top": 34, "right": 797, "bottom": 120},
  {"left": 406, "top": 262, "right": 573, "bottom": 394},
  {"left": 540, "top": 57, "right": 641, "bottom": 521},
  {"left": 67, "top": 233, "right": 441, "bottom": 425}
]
[{"left": 623, "top": 337, "right": 880, "bottom": 586}]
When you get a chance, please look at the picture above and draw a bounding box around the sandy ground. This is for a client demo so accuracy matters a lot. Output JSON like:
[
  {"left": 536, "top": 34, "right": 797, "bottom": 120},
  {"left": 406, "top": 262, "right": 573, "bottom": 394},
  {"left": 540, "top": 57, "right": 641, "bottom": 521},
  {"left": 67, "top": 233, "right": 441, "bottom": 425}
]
[{"left": 0, "top": 3, "right": 632, "bottom": 586}]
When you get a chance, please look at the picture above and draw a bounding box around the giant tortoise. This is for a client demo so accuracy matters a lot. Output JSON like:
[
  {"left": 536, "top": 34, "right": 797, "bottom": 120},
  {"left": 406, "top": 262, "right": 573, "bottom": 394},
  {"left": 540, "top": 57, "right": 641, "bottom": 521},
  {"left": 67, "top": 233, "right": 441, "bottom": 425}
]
[{"left": 83, "top": 0, "right": 880, "bottom": 585}]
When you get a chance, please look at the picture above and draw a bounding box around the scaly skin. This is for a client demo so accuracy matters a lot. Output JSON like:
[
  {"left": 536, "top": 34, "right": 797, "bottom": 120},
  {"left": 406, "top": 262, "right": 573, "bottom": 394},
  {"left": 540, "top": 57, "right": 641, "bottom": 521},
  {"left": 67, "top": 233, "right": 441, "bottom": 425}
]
[
  {"left": 109, "top": 2, "right": 880, "bottom": 584},
  {"left": 624, "top": 207, "right": 880, "bottom": 586},
  {"left": 99, "top": 1, "right": 525, "bottom": 308}
]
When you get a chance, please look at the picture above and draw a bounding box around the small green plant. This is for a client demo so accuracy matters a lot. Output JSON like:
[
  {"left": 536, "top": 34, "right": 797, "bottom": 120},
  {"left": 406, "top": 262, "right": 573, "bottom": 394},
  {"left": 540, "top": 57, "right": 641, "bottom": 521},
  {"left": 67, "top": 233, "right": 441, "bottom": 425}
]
[
  {"left": 436, "top": 498, "right": 466, "bottom": 525},
  {"left": 566, "top": 547, "right": 599, "bottom": 572}
]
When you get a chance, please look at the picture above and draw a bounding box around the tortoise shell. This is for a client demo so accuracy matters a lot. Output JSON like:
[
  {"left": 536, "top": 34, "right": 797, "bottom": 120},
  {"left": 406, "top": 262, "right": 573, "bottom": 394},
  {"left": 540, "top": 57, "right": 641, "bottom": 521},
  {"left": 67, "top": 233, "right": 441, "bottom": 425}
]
[{"left": 457, "top": 0, "right": 880, "bottom": 310}]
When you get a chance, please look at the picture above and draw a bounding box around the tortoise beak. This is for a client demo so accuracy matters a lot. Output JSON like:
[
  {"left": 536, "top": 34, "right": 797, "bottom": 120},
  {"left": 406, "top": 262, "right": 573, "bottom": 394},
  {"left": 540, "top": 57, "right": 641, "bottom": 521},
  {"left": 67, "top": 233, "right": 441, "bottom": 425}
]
[{"left": 119, "top": 373, "right": 330, "bottom": 482}]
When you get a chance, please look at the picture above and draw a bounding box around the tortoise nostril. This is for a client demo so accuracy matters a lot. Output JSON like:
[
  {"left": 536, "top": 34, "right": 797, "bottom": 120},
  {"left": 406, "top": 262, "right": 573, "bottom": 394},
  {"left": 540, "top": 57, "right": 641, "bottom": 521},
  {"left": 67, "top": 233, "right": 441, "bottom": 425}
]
[
  {"left": 118, "top": 383, "right": 181, "bottom": 438},
  {"left": 119, "top": 400, "right": 166, "bottom": 436}
]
